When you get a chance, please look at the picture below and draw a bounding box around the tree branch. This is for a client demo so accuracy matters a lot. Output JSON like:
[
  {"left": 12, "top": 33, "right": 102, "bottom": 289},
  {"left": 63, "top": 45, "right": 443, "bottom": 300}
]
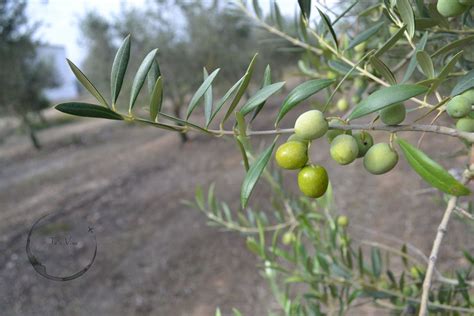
[{"left": 419, "top": 168, "right": 473, "bottom": 316}]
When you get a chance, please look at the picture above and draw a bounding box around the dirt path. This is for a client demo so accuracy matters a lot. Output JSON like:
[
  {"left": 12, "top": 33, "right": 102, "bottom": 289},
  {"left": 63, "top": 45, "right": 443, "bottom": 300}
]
[{"left": 0, "top": 102, "right": 472, "bottom": 316}]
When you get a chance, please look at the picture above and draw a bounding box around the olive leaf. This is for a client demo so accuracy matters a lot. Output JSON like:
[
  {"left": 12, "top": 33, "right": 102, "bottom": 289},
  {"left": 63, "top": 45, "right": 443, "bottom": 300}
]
[
  {"left": 130, "top": 48, "right": 159, "bottom": 111},
  {"left": 317, "top": 8, "right": 338, "bottom": 49},
  {"left": 207, "top": 76, "right": 245, "bottom": 127},
  {"left": 111, "top": 35, "right": 131, "bottom": 105},
  {"left": 186, "top": 68, "right": 220, "bottom": 119},
  {"left": 402, "top": 31, "right": 428, "bottom": 83},
  {"left": 348, "top": 84, "right": 427, "bottom": 120},
  {"left": 397, "top": 138, "right": 470, "bottom": 196},
  {"left": 66, "top": 59, "right": 109, "bottom": 108},
  {"left": 149, "top": 76, "right": 163, "bottom": 121},
  {"left": 396, "top": 0, "right": 415, "bottom": 38},
  {"left": 251, "top": 65, "right": 272, "bottom": 122},
  {"left": 347, "top": 21, "right": 384, "bottom": 50},
  {"left": 374, "top": 24, "right": 406, "bottom": 57},
  {"left": 147, "top": 59, "right": 161, "bottom": 97},
  {"left": 276, "top": 79, "right": 334, "bottom": 124},
  {"left": 240, "top": 81, "right": 285, "bottom": 116},
  {"left": 241, "top": 140, "right": 277, "bottom": 208},
  {"left": 203, "top": 68, "right": 213, "bottom": 126},
  {"left": 451, "top": 69, "right": 474, "bottom": 96},
  {"left": 431, "top": 35, "right": 474, "bottom": 58},
  {"left": 298, "top": 0, "right": 311, "bottom": 19},
  {"left": 370, "top": 56, "right": 397, "bottom": 84},
  {"left": 55, "top": 102, "right": 124, "bottom": 120},
  {"left": 416, "top": 51, "right": 434, "bottom": 78},
  {"left": 223, "top": 53, "right": 258, "bottom": 124}
]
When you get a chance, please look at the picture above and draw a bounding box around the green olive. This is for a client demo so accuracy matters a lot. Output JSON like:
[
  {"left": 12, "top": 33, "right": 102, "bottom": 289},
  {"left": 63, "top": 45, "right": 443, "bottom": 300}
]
[
  {"left": 327, "top": 71, "right": 337, "bottom": 80},
  {"left": 337, "top": 215, "right": 349, "bottom": 227},
  {"left": 461, "top": 89, "right": 474, "bottom": 103},
  {"left": 282, "top": 231, "right": 296, "bottom": 245},
  {"left": 351, "top": 95, "right": 361, "bottom": 104},
  {"left": 337, "top": 98, "right": 349, "bottom": 111},
  {"left": 294, "top": 110, "right": 329, "bottom": 140},
  {"left": 459, "top": 0, "right": 474, "bottom": 5},
  {"left": 446, "top": 95, "right": 471, "bottom": 118},
  {"left": 456, "top": 117, "right": 474, "bottom": 132},
  {"left": 353, "top": 131, "right": 374, "bottom": 158},
  {"left": 363, "top": 143, "right": 398, "bottom": 175},
  {"left": 327, "top": 119, "right": 352, "bottom": 143},
  {"left": 287, "top": 133, "right": 309, "bottom": 145},
  {"left": 330, "top": 134, "right": 359, "bottom": 165},
  {"left": 380, "top": 103, "right": 406, "bottom": 125},
  {"left": 298, "top": 165, "right": 329, "bottom": 198},
  {"left": 354, "top": 42, "right": 366, "bottom": 53},
  {"left": 437, "top": 0, "right": 468, "bottom": 17},
  {"left": 275, "top": 141, "right": 308, "bottom": 170}
]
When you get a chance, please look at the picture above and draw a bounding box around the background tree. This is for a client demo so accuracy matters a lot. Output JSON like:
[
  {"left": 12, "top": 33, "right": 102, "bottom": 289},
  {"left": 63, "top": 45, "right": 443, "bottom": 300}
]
[{"left": 0, "top": 0, "right": 57, "bottom": 149}]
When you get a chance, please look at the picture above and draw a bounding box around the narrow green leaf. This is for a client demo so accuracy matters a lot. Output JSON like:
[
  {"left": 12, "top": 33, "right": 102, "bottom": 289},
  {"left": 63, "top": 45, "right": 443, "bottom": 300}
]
[
  {"left": 130, "top": 48, "right": 159, "bottom": 111},
  {"left": 427, "top": 51, "right": 462, "bottom": 96},
  {"left": 349, "top": 84, "right": 428, "bottom": 120},
  {"left": 332, "top": 1, "right": 359, "bottom": 25},
  {"left": 240, "top": 82, "right": 285, "bottom": 116},
  {"left": 149, "top": 76, "right": 163, "bottom": 121},
  {"left": 223, "top": 53, "right": 258, "bottom": 124},
  {"left": 374, "top": 24, "right": 406, "bottom": 57},
  {"left": 328, "top": 60, "right": 353, "bottom": 74},
  {"left": 55, "top": 102, "right": 123, "bottom": 120},
  {"left": 276, "top": 79, "right": 334, "bottom": 124},
  {"left": 371, "top": 248, "right": 382, "bottom": 278},
  {"left": 317, "top": 8, "right": 338, "bottom": 49},
  {"left": 273, "top": 0, "right": 283, "bottom": 29},
  {"left": 186, "top": 68, "right": 220, "bottom": 120},
  {"left": 298, "top": 0, "right": 311, "bottom": 19},
  {"left": 208, "top": 76, "right": 245, "bottom": 127},
  {"left": 416, "top": 51, "right": 434, "bottom": 78},
  {"left": 251, "top": 65, "right": 272, "bottom": 122},
  {"left": 203, "top": 68, "right": 213, "bottom": 126},
  {"left": 347, "top": 21, "right": 384, "bottom": 50},
  {"left": 451, "top": 70, "right": 474, "bottom": 96},
  {"left": 67, "top": 59, "right": 109, "bottom": 108},
  {"left": 241, "top": 140, "right": 276, "bottom": 208},
  {"left": 252, "top": 0, "right": 263, "bottom": 18},
  {"left": 397, "top": 138, "right": 470, "bottom": 196},
  {"left": 111, "top": 35, "right": 131, "bottom": 105},
  {"left": 396, "top": 0, "right": 415, "bottom": 38},
  {"left": 402, "top": 31, "right": 428, "bottom": 83},
  {"left": 369, "top": 56, "right": 397, "bottom": 84},
  {"left": 147, "top": 59, "right": 161, "bottom": 96},
  {"left": 431, "top": 35, "right": 474, "bottom": 58}
]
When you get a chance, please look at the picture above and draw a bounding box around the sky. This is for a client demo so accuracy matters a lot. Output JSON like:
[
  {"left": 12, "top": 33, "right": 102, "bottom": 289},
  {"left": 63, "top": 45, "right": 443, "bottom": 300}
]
[{"left": 26, "top": 0, "right": 304, "bottom": 66}]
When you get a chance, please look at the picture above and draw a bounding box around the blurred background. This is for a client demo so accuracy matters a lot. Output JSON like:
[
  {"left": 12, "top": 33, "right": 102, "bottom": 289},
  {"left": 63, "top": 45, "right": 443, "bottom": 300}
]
[{"left": 0, "top": 0, "right": 472, "bottom": 315}]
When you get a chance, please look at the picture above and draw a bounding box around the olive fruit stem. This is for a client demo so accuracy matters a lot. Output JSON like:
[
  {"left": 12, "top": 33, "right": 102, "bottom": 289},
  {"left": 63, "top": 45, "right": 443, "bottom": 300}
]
[{"left": 419, "top": 166, "right": 473, "bottom": 316}]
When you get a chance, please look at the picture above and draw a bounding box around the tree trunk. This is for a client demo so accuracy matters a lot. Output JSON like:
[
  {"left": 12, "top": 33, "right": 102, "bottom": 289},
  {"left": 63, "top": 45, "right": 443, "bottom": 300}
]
[{"left": 22, "top": 114, "right": 41, "bottom": 150}]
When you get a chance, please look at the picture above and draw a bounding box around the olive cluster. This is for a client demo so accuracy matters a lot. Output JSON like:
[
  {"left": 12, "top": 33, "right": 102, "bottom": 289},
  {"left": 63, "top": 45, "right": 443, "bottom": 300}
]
[
  {"left": 275, "top": 109, "right": 399, "bottom": 199},
  {"left": 437, "top": 0, "right": 474, "bottom": 17},
  {"left": 446, "top": 90, "right": 474, "bottom": 133}
]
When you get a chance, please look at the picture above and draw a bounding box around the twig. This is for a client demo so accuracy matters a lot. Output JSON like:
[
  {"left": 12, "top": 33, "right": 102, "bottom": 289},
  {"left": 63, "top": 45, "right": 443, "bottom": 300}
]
[{"left": 419, "top": 169, "right": 473, "bottom": 316}]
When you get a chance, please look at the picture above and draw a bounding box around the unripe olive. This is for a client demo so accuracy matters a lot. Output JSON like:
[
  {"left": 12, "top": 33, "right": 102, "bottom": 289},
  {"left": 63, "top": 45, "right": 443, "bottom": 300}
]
[
  {"left": 446, "top": 95, "right": 471, "bottom": 118},
  {"left": 437, "top": 0, "right": 468, "bottom": 17},
  {"left": 461, "top": 89, "right": 474, "bottom": 103},
  {"left": 287, "top": 133, "right": 309, "bottom": 145},
  {"left": 330, "top": 134, "right": 359, "bottom": 165},
  {"left": 389, "top": 25, "right": 398, "bottom": 35},
  {"left": 459, "top": 0, "right": 474, "bottom": 6},
  {"left": 275, "top": 141, "right": 308, "bottom": 170},
  {"left": 410, "top": 266, "right": 423, "bottom": 279},
  {"left": 337, "top": 215, "right": 349, "bottom": 227},
  {"left": 403, "top": 286, "right": 413, "bottom": 297},
  {"left": 380, "top": 103, "right": 406, "bottom": 125},
  {"left": 354, "top": 42, "right": 366, "bottom": 53},
  {"left": 297, "top": 165, "right": 329, "bottom": 198},
  {"left": 352, "top": 95, "right": 361, "bottom": 104},
  {"left": 354, "top": 78, "right": 365, "bottom": 89},
  {"left": 327, "top": 71, "right": 337, "bottom": 80},
  {"left": 282, "top": 231, "right": 296, "bottom": 245},
  {"left": 353, "top": 131, "right": 374, "bottom": 158},
  {"left": 327, "top": 119, "right": 351, "bottom": 143},
  {"left": 294, "top": 110, "right": 329, "bottom": 140},
  {"left": 337, "top": 98, "right": 349, "bottom": 111},
  {"left": 456, "top": 117, "right": 474, "bottom": 132},
  {"left": 363, "top": 143, "right": 398, "bottom": 175}
]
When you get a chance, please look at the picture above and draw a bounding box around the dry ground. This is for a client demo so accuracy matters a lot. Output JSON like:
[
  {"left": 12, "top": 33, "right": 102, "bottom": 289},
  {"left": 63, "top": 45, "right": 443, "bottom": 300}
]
[{"left": 0, "top": 99, "right": 472, "bottom": 316}]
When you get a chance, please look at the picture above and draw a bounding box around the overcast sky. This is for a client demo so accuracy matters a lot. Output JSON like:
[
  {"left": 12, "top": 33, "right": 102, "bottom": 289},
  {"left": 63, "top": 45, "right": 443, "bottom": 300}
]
[{"left": 26, "top": 0, "right": 305, "bottom": 65}]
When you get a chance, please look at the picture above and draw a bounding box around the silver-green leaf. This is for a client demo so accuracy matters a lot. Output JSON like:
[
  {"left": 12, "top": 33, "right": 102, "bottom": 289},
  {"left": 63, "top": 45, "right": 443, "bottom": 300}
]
[
  {"left": 129, "top": 48, "right": 159, "bottom": 111},
  {"left": 111, "top": 35, "right": 131, "bottom": 105}
]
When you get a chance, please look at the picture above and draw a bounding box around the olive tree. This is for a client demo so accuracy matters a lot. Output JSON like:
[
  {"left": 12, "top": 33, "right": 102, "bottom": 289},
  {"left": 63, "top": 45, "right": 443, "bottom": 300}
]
[
  {"left": 0, "top": 0, "right": 57, "bottom": 149},
  {"left": 56, "top": 0, "right": 473, "bottom": 315}
]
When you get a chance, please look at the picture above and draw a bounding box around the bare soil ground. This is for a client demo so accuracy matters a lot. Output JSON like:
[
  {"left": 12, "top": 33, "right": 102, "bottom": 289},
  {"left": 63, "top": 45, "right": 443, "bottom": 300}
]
[{"left": 0, "top": 100, "right": 472, "bottom": 316}]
